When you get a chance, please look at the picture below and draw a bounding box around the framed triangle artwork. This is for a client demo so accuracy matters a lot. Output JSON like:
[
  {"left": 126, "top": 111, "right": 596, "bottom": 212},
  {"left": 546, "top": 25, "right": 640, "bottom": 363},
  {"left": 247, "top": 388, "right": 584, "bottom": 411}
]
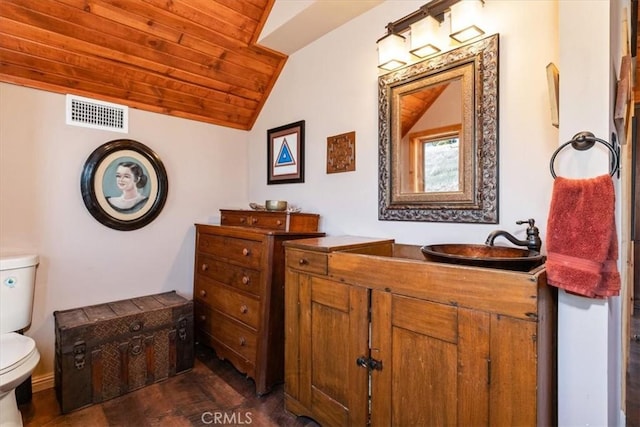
[{"left": 267, "top": 120, "right": 305, "bottom": 184}]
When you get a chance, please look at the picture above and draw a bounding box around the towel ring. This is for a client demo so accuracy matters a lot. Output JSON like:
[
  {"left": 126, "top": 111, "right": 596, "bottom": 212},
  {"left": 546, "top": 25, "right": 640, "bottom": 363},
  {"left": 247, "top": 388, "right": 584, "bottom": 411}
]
[{"left": 549, "top": 131, "right": 619, "bottom": 179}]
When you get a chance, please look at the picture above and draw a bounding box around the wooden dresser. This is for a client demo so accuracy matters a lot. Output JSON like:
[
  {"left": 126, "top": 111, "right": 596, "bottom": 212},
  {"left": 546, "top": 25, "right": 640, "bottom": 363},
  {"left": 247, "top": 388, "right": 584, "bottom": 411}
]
[{"left": 194, "top": 210, "right": 323, "bottom": 395}]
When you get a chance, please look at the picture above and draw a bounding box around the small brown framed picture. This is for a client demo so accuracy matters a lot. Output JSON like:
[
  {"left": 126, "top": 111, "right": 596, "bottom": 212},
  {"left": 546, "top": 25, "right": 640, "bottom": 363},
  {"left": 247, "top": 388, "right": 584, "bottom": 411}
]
[
  {"left": 327, "top": 131, "right": 356, "bottom": 173},
  {"left": 267, "top": 120, "right": 305, "bottom": 185}
]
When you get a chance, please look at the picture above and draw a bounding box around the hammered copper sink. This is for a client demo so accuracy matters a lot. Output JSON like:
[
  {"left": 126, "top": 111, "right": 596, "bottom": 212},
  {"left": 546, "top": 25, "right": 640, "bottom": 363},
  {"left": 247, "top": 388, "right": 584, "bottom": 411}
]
[{"left": 420, "top": 244, "right": 545, "bottom": 272}]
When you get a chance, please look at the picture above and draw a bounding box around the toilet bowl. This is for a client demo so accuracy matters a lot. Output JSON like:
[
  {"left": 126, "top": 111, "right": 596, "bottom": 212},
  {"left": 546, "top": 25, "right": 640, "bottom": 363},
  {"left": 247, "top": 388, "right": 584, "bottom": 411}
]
[
  {"left": 0, "top": 254, "right": 39, "bottom": 427},
  {"left": 0, "top": 333, "right": 40, "bottom": 426}
]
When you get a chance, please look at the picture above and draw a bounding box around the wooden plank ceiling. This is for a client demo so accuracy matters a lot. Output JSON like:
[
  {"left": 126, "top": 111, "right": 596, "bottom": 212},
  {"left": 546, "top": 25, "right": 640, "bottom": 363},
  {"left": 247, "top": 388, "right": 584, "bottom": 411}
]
[
  {"left": 0, "top": 0, "right": 287, "bottom": 130},
  {"left": 400, "top": 84, "right": 447, "bottom": 138}
]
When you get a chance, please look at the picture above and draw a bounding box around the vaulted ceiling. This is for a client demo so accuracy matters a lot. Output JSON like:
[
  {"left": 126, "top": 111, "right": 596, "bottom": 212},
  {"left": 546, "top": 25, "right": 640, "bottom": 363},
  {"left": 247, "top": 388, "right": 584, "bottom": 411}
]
[
  {"left": 0, "top": 0, "right": 286, "bottom": 130},
  {"left": 0, "top": 1, "right": 381, "bottom": 131}
]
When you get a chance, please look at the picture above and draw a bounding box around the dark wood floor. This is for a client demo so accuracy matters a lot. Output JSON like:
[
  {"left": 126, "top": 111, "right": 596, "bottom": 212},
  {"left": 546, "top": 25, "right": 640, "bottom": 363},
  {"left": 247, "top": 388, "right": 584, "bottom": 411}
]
[{"left": 19, "top": 344, "right": 320, "bottom": 427}]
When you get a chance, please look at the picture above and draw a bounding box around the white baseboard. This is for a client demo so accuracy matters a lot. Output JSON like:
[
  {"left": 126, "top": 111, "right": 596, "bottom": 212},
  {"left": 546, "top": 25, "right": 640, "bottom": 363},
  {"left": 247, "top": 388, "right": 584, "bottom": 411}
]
[{"left": 31, "top": 372, "right": 54, "bottom": 392}]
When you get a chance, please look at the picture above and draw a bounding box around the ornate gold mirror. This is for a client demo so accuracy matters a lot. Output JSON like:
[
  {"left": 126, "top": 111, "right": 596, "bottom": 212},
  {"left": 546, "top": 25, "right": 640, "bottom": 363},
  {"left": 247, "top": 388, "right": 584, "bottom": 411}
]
[{"left": 378, "top": 34, "right": 499, "bottom": 223}]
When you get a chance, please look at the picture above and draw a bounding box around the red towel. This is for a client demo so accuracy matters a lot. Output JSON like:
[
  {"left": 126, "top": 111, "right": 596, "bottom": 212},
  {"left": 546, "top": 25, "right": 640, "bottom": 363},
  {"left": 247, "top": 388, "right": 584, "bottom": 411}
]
[{"left": 545, "top": 174, "right": 620, "bottom": 298}]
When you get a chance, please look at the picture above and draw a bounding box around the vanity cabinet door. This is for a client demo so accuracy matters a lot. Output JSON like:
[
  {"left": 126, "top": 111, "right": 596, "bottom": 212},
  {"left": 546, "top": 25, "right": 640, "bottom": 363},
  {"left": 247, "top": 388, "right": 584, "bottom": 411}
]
[
  {"left": 370, "top": 292, "right": 467, "bottom": 426},
  {"left": 369, "top": 291, "right": 537, "bottom": 426},
  {"left": 285, "top": 272, "right": 369, "bottom": 427},
  {"left": 488, "top": 315, "right": 538, "bottom": 426}
]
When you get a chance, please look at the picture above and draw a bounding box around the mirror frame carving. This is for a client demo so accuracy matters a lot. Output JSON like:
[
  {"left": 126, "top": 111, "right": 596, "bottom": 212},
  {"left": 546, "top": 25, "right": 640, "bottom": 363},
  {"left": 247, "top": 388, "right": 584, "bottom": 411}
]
[{"left": 378, "top": 34, "right": 499, "bottom": 223}]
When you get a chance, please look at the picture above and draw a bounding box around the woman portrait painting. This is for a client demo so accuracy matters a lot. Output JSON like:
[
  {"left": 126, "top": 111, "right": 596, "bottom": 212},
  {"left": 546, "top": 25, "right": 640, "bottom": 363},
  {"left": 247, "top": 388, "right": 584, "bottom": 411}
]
[
  {"left": 82, "top": 139, "right": 167, "bottom": 230},
  {"left": 103, "top": 160, "right": 150, "bottom": 213}
]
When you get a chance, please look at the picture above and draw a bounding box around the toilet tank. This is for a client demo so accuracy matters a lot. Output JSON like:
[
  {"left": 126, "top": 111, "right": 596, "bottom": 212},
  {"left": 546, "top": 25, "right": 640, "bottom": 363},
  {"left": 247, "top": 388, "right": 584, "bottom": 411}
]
[{"left": 0, "top": 254, "right": 39, "bottom": 334}]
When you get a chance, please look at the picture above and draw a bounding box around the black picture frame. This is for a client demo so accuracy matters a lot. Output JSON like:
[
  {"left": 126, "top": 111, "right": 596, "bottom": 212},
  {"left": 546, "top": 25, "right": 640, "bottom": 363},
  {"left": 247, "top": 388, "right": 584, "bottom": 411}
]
[
  {"left": 80, "top": 139, "right": 168, "bottom": 231},
  {"left": 267, "top": 120, "right": 305, "bottom": 184}
]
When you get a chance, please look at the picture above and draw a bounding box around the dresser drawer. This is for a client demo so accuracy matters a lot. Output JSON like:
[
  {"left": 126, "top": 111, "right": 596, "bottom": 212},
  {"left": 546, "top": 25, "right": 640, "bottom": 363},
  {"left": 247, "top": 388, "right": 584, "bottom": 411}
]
[
  {"left": 220, "top": 211, "right": 253, "bottom": 227},
  {"left": 221, "top": 210, "right": 287, "bottom": 231},
  {"left": 207, "top": 281, "right": 260, "bottom": 329},
  {"left": 196, "top": 254, "right": 261, "bottom": 296},
  {"left": 286, "top": 249, "right": 328, "bottom": 275},
  {"left": 195, "top": 301, "right": 213, "bottom": 335},
  {"left": 248, "top": 214, "right": 287, "bottom": 230},
  {"left": 211, "top": 310, "right": 257, "bottom": 363},
  {"left": 198, "top": 233, "right": 263, "bottom": 269},
  {"left": 195, "top": 302, "right": 257, "bottom": 364}
]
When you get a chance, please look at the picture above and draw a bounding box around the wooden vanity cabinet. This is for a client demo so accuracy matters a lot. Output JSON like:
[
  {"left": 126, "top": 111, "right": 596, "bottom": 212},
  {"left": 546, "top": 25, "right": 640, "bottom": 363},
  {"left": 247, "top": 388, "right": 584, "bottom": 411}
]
[
  {"left": 284, "top": 236, "right": 557, "bottom": 427},
  {"left": 193, "top": 216, "right": 322, "bottom": 395}
]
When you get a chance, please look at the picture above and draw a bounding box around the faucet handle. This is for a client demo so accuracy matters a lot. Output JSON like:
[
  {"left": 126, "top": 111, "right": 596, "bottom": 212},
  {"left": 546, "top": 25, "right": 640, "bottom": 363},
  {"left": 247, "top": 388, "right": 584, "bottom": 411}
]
[
  {"left": 517, "top": 218, "right": 542, "bottom": 252},
  {"left": 516, "top": 218, "right": 536, "bottom": 227}
]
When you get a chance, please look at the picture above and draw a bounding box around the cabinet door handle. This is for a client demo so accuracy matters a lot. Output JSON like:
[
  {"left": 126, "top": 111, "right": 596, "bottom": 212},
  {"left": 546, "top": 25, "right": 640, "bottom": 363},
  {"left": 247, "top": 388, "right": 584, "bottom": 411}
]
[
  {"left": 356, "top": 356, "right": 383, "bottom": 371},
  {"left": 240, "top": 304, "right": 248, "bottom": 314},
  {"left": 299, "top": 258, "right": 308, "bottom": 265},
  {"left": 242, "top": 275, "right": 250, "bottom": 285},
  {"left": 199, "top": 315, "right": 206, "bottom": 322},
  {"left": 242, "top": 248, "right": 251, "bottom": 256},
  {"left": 356, "top": 356, "right": 369, "bottom": 368},
  {"left": 199, "top": 290, "right": 207, "bottom": 297},
  {"left": 201, "top": 263, "right": 208, "bottom": 271},
  {"left": 239, "top": 337, "right": 246, "bottom": 346}
]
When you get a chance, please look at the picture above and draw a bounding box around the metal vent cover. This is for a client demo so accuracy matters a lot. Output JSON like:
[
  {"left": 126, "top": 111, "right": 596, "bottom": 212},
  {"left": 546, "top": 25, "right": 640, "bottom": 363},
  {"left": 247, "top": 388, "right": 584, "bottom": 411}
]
[{"left": 66, "top": 95, "right": 128, "bottom": 133}]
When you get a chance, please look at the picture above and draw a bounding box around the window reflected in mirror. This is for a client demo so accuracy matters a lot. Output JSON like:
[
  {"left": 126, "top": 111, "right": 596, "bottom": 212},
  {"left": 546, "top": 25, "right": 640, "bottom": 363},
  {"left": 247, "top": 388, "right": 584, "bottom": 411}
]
[
  {"left": 422, "top": 133, "right": 460, "bottom": 193},
  {"left": 403, "top": 125, "right": 462, "bottom": 193}
]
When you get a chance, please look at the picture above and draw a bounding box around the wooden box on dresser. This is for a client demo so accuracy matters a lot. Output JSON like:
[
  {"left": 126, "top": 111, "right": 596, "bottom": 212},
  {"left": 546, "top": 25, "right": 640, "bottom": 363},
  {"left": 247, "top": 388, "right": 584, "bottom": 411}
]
[
  {"left": 283, "top": 236, "right": 557, "bottom": 427},
  {"left": 194, "top": 210, "right": 323, "bottom": 395}
]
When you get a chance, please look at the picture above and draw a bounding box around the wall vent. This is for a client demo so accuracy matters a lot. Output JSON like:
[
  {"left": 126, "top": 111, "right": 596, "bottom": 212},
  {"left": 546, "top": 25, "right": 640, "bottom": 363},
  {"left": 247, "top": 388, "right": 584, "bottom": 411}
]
[{"left": 66, "top": 95, "right": 128, "bottom": 133}]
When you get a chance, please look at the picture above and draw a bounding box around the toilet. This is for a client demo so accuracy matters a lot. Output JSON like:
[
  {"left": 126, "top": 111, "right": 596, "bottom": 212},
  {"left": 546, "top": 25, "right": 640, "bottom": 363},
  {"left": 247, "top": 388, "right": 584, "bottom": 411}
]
[{"left": 0, "top": 254, "right": 40, "bottom": 427}]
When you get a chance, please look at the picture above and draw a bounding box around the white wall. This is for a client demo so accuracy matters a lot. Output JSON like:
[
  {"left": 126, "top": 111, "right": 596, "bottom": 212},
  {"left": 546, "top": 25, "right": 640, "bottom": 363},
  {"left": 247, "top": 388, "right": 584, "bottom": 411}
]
[
  {"left": 558, "top": 1, "right": 626, "bottom": 425},
  {"left": 0, "top": 83, "right": 250, "bottom": 376},
  {"left": 249, "top": 0, "right": 559, "bottom": 244}
]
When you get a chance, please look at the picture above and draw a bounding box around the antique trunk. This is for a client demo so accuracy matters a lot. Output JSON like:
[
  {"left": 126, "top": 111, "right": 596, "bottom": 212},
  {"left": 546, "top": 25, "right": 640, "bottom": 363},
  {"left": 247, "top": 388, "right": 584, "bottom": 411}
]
[{"left": 54, "top": 291, "right": 194, "bottom": 413}]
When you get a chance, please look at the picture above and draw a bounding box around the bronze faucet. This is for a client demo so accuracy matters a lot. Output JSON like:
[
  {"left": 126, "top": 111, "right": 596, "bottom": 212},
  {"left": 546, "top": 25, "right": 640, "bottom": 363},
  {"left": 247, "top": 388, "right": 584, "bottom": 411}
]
[{"left": 485, "top": 219, "right": 542, "bottom": 252}]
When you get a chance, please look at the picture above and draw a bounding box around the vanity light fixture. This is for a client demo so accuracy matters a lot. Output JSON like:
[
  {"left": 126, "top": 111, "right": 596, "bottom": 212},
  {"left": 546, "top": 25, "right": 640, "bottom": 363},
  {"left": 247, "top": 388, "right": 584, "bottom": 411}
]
[
  {"left": 410, "top": 15, "right": 441, "bottom": 58},
  {"left": 377, "top": 32, "right": 408, "bottom": 71},
  {"left": 449, "top": 0, "right": 485, "bottom": 43},
  {"left": 376, "top": 0, "right": 485, "bottom": 71}
]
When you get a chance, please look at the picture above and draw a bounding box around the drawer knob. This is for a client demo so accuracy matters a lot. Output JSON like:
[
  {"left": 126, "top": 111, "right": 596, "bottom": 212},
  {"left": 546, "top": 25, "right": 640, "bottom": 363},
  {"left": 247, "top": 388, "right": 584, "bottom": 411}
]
[
  {"left": 242, "top": 248, "right": 251, "bottom": 256},
  {"left": 240, "top": 304, "right": 248, "bottom": 314},
  {"left": 201, "top": 263, "right": 209, "bottom": 272},
  {"left": 252, "top": 218, "right": 258, "bottom": 224},
  {"left": 276, "top": 220, "right": 283, "bottom": 225},
  {"left": 240, "top": 217, "right": 246, "bottom": 223},
  {"left": 299, "top": 258, "right": 309, "bottom": 265},
  {"left": 242, "top": 275, "right": 250, "bottom": 285},
  {"left": 199, "top": 289, "right": 207, "bottom": 297},
  {"left": 239, "top": 337, "right": 246, "bottom": 346},
  {"left": 199, "top": 315, "right": 206, "bottom": 322}
]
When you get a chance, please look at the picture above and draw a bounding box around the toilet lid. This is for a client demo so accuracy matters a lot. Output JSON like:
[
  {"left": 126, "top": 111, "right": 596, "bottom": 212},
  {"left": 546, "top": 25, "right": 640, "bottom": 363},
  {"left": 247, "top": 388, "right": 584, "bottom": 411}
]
[{"left": 0, "top": 333, "right": 36, "bottom": 373}]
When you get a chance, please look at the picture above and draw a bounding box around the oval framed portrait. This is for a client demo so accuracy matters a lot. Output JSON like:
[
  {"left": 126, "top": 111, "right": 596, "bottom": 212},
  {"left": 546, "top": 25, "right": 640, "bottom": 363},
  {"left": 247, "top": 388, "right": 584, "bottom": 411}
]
[{"left": 81, "top": 139, "right": 168, "bottom": 231}]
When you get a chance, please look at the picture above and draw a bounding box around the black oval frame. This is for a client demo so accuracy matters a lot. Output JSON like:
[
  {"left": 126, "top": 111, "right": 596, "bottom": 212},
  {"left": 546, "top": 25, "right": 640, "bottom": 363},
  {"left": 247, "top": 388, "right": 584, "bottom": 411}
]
[{"left": 81, "top": 139, "right": 168, "bottom": 231}]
